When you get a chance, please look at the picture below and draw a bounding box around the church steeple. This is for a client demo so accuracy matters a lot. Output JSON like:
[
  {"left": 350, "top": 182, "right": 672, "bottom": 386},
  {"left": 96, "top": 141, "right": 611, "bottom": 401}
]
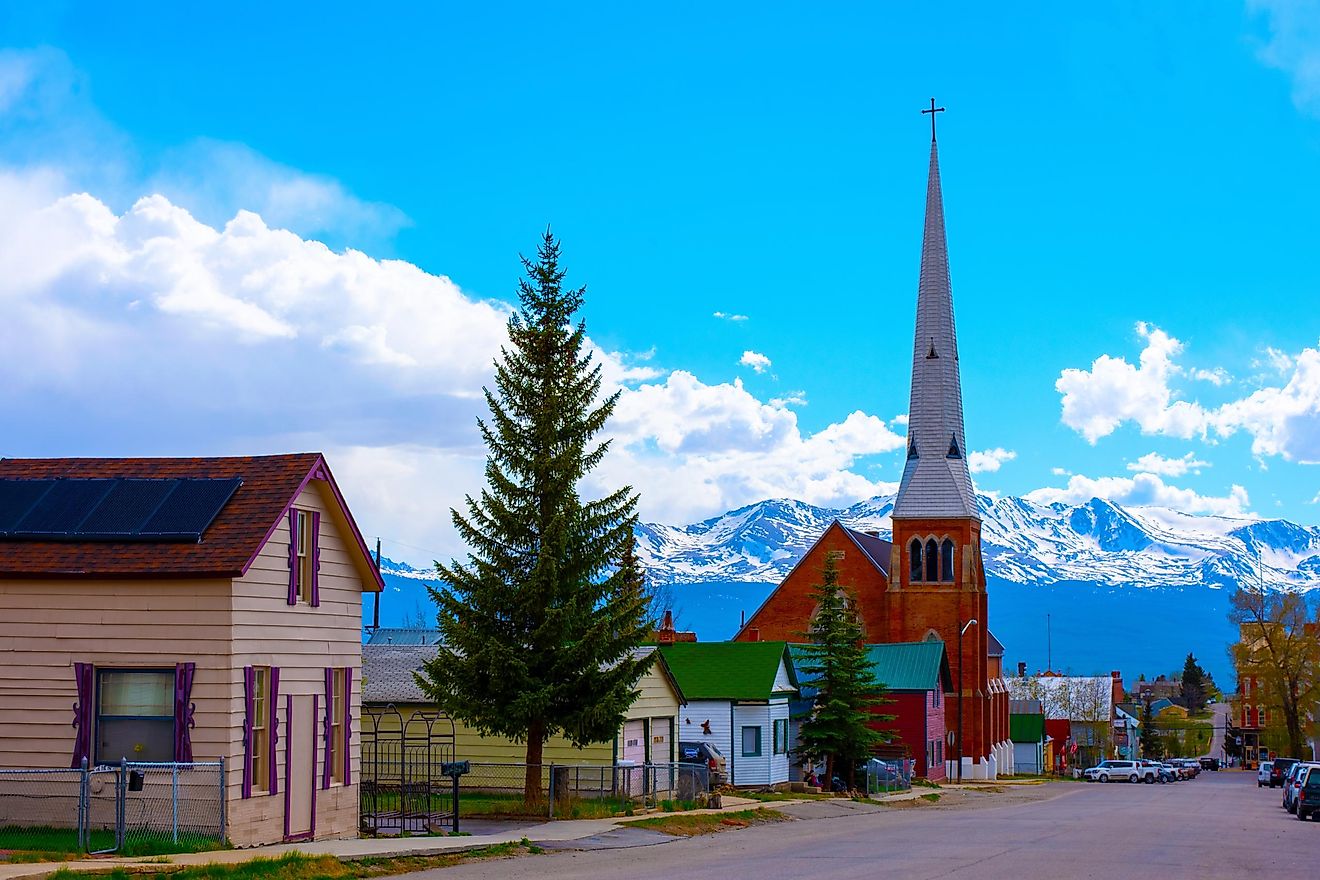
[{"left": 894, "top": 124, "right": 979, "bottom": 521}]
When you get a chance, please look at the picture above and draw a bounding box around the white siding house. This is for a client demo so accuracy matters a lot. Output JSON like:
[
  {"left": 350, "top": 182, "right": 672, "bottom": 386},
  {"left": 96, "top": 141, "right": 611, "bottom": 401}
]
[{"left": 662, "top": 642, "right": 797, "bottom": 788}]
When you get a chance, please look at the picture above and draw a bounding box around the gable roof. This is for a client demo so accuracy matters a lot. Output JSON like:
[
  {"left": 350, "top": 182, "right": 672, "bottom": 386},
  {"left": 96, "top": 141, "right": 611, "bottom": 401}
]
[
  {"left": 660, "top": 641, "right": 796, "bottom": 702},
  {"left": 364, "top": 643, "right": 685, "bottom": 706},
  {"left": 0, "top": 454, "right": 383, "bottom": 588},
  {"left": 842, "top": 526, "right": 892, "bottom": 575},
  {"left": 789, "top": 641, "right": 952, "bottom": 695},
  {"left": 986, "top": 630, "right": 1005, "bottom": 658}
]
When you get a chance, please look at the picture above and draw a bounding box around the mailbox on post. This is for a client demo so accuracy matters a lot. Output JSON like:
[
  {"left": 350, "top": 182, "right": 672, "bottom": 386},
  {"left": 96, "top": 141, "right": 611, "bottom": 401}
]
[{"left": 440, "top": 761, "right": 470, "bottom": 832}]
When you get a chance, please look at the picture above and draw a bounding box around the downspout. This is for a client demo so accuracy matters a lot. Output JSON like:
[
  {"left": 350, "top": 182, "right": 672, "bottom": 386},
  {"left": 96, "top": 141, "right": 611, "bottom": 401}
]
[{"left": 729, "top": 703, "right": 736, "bottom": 786}]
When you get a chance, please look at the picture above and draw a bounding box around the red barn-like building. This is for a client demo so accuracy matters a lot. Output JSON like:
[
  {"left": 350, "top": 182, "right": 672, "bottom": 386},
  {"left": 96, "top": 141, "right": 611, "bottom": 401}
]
[{"left": 735, "top": 125, "right": 1013, "bottom": 780}]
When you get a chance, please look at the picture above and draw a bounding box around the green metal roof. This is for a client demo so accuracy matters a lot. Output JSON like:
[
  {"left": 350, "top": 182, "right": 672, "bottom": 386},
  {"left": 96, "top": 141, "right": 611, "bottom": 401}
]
[
  {"left": 1010, "top": 713, "right": 1046, "bottom": 743},
  {"left": 659, "top": 641, "right": 795, "bottom": 701},
  {"left": 788, "top": 641, "right": 951, "bottom": 693}
]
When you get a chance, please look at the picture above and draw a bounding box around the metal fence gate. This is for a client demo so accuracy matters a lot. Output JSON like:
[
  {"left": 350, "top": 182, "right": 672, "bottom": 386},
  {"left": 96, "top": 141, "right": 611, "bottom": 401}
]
[{"left": 360, "top": 706, "right": 457, "bottom": 835}]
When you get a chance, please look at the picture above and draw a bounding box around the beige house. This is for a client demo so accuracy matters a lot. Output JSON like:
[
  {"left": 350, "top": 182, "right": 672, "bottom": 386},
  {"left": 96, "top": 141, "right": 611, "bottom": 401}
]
[
  {"left": 361, "top": 634, "right": 686, "bottom": 766},
  {"left": 0, "top": 454, "right": 382, "bottom": 846}
]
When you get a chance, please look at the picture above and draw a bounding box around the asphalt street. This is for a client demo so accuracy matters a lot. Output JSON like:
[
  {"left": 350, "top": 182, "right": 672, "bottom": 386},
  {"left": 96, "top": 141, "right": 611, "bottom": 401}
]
[{"left": 423, "top": 771, "right": 1320, "bottom": 880}]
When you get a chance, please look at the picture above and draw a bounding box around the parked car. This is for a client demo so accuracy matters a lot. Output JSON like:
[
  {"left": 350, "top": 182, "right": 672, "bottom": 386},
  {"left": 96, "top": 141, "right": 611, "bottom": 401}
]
[
  {"left": 1083, "top": 760, "right": 1152, "bottom": 783},
  {"left": 1258, "top": 760, "right": 1275, "bottom": 787},
  {"left": 1176, "top": 759, "right": 1201, "bottom": 778},
  {"left": 1283, "top": 763, "right": 1319, "bottom": 813},
  {"left": 1269, "top": 757, "right": 1300, "bottom": 788},
  {"left": 1297, "top": 771, "right": 1320, "bottom": 821},
  {"left": 1138, "top": 760, "right": 1166, "bottom": 784},
  {"left": 1158, "top": 763, "right": 1180, "bottom": 783},
  {"left": 678, "top": 741, "right": 727, "bottom": 788},
  {"left": 1199, "top": 757, "right": 1221, "bottom": 771}
]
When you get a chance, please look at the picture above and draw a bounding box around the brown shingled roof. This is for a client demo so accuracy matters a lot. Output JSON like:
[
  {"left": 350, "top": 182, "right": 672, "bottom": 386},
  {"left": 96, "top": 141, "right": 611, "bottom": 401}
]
[{"left": 0, "top": 454, "right": 378, "bottom": 583}]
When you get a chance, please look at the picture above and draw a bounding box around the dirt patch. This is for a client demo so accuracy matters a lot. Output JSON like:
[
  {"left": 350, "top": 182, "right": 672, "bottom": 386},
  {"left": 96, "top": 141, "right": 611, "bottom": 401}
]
[{"left": 625, "top": 808, "right": 789, "bottom": 837}]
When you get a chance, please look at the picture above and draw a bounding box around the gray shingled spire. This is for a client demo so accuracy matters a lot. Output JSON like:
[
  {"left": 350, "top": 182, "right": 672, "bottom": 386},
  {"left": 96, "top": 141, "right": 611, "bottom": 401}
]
[{"left": 893, "top": 137, "right": 979, "bottom": 521}]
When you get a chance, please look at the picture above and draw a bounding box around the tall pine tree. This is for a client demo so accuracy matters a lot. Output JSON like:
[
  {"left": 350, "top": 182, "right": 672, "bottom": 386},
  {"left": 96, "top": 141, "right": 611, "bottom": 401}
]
[
  {"left": 794, "top": 552, "right": 891, "bottom": 789},
  {"left": 1179, "top": 653, "right": 1207, "bottom": 713},
  {"left": 420, "top": 231, "right": 652, "bottom": 803}
]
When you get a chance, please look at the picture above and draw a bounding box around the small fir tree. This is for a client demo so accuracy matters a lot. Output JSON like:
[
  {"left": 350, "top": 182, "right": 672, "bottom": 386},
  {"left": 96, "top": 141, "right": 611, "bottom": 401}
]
[
  {"left": 420, "top": 231, "right": 652, "bottom": 803},
  {"left": 1139, "top": 694, "right": 1163, "bottom": 759},
  {"left": 1179, "top": 653, "right": 1208, "bottom": 713},
  {"left": 794, "top": 552, "right": 891, "bottom": 790}
]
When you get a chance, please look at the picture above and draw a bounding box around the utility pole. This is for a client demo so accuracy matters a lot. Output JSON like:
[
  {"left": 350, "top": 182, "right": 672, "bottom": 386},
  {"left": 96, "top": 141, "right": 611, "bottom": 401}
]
[{"left": 372, "top": 537, "right": 382, "bottom": 632}]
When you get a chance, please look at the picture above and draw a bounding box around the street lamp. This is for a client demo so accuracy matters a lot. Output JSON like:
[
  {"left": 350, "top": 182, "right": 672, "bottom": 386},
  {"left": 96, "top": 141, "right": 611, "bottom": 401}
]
[{"left": 957, "top": 618, "right": 978, "bottom": 784}]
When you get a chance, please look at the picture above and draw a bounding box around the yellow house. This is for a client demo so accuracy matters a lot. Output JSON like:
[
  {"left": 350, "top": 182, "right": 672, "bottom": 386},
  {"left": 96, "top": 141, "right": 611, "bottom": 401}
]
[
  {"left": 0, "top": 455, "right": 382, "bottom": 847},
  {"left": 361, "top": 635, "right": 685, "bottom": 766}
]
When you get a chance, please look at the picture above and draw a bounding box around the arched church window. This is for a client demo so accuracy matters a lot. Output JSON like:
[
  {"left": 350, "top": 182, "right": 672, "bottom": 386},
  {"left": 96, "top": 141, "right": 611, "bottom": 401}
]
[
  {"left": 940, "top": 538, "right": 955, "bottom": 583},
  {"left": 909, "top": 539, "right": 923, "bottom": 583},
  {"left": 924, "top": 538, "right": 939, "bottom": 582}
]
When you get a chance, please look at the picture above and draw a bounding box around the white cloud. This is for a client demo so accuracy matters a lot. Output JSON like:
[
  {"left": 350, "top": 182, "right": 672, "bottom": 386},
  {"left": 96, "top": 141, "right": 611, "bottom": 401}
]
[
  {"left": 739, "top": 350, "right": 772, "bottom": 373},
  {"left": 1127, "top": 451, "right": 1211, "bottom": 477},
  {"left": 891, "top": 414, "right": 910, "bottom": 427},
  {"left": 1025, "top": 473, "right": 1251, "bottom": 517},
  {"left": 1051, "top": 467, "right": 1072, "bottom": 476},
  {"left": 1190, "top": 367, "right": 1230, "bottom": 386},
  {"left": 968, "top": 447, "right": 1017, "bottom": 473},
  {"left": 1056, "top": 322, "right": 1320, "bottom": 464},
  {"left": 599, "top": 372, "right": 906, "bottom": 524},
  {"left": 713, "top": 311, "right": 748, "bottom": 322},
  {"left": 770, "top": 390, "right": 808, "bottom": 408},
  {"left": 1056, "top": 322, "right": 1208, "bottom": 443},
  {"left": 1248, "top": 0, "right": 1320, "bottom": 118}
]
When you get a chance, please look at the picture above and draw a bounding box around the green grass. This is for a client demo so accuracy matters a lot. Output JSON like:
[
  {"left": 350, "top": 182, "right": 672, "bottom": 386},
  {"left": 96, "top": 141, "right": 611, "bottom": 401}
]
[
  {"left": 626, "top": 808, "right": 787, "bottom": 837},
  {"left": 0, "top": 826, "right": 224, "bottom": 861},
  {"left": 362, "top": 789, "right": 636, "bottom": 824},
  {"left": 920, "top": 793, "right": 941, "bottom": 802}
]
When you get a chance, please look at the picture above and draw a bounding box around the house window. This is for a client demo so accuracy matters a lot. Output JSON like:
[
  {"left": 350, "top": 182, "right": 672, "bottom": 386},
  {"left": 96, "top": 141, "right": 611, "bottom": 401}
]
[
  {"left": 252, "top": 666, "right": 270, "bottom": 792},
  {"left": 741, "top": 725, "right": 762, "bottom": 757},
  {"left": 933, "top": 689, "right": 941, "bottom": 708},
  {"left": 296, "top": 510, "right": 314, "bottom": 603},
  {"left": 940, "top": 539, "right": 955, "bottom": 582},
  {"left": 97, "top": 669, "right": 174, "bottom": 764},
  {"left": 908, "top": 539, "right": 923, "bottom": 583},
  {"left": 772, "top": 719, "right": 788, "bottom": 755},
  {"left": 329, "top": 668, "right": 346, "bottom": 783},
  {"left": 924, "top": 538, "right": 939, "bottom": 582},
  {"left": 937, "top": 741, "right": 943, "bottom": 764}
]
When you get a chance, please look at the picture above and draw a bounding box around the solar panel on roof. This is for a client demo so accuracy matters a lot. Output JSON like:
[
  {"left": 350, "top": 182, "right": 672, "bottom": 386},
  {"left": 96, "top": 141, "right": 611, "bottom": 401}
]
[
  {"left": 0, "top": 480, "right": 55, "bottom": 532},
  {"left": 17, "top": 479, "right": 116, "bottom": 535},
  {"left": 0, "top": 477, "right": 242, "bottom": 542},
  {"left": 78, "top": 479, "right": 179, "bottom": 537},
  {"left": 139, "top": 478, "right": 242, "bottom": 539}
]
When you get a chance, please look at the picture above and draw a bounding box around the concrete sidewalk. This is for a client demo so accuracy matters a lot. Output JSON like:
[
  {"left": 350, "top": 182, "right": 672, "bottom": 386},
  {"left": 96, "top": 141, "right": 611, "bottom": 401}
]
[{"left": 0, "top": 794, "right": 796, "bottom": 880}]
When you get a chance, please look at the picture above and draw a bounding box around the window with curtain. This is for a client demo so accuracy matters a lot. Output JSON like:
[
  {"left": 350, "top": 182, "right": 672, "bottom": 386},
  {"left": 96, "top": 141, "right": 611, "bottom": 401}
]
[
  {"left": 97, "top": 669, "right": 174, "bottom": 764},
  {"left": 741, "top": 725, "right": 761, "bottom": 757},
  {"left": 252, "top": 666, "right": 270, "bottom": 792},
  {"left": 330, "top": 668, "right": 346, "bottom": 783},
  {"left": 296, "top": 511, "right": 313, "bottom": 603}
]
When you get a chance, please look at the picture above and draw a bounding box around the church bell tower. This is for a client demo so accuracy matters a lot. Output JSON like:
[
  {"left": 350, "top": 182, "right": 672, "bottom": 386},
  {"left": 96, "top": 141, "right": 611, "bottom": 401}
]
[{"left": 886, "top": 101, "right": 993, "bottom": 779}]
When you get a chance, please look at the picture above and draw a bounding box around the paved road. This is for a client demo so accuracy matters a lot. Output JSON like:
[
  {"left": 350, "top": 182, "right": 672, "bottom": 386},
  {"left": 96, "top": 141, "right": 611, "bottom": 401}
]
[
  {"left": 424, "top": 772, "right": 1319, "bottom": 880},
  {"left": 1206, "top": 701, "right": 1231, "bottom": 761}
]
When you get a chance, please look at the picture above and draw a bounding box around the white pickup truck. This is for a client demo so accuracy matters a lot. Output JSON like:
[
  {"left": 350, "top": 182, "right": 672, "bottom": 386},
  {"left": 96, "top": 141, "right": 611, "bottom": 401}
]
[{"left": 1083, "top": 759, "right": 1157, "bottom": 783}]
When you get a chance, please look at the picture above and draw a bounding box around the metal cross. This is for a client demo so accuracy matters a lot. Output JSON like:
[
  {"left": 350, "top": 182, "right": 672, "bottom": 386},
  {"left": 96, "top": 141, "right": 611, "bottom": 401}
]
[{"left": 922, "top": 97, "right": 945, "bottom": 142}]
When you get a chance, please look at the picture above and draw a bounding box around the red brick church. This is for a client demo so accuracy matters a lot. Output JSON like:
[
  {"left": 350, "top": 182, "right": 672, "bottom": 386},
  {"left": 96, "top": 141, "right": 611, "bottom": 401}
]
[{"left": 734, "top": 117, "right": 1013, "bottom": 780}]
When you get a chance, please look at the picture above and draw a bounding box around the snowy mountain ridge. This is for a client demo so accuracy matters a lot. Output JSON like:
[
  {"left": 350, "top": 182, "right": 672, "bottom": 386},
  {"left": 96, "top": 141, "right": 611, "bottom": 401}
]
[{"left": 634, "top": 493, "right": 1320, "bottom": 592}]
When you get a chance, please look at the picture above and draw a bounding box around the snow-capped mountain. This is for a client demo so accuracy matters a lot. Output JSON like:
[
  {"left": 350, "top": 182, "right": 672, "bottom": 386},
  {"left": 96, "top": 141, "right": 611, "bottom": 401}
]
[{"left": 635, "top": 493, "right": 1320, "bottom": 593}]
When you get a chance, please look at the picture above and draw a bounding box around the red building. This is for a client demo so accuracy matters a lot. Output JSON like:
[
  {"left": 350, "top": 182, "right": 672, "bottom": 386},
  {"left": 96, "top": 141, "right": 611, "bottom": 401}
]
[{"left": 736, "top": 123, "right": 1012, "bottom": 780}]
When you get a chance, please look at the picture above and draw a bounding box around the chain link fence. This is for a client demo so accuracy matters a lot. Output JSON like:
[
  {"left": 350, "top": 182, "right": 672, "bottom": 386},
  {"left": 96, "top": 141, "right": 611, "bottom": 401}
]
[
  {"left": 864, "top": 758, "right": 913, "bottom": 796},
  {"left": 0, "top": 759, "right": 225, "bottom": 855}
]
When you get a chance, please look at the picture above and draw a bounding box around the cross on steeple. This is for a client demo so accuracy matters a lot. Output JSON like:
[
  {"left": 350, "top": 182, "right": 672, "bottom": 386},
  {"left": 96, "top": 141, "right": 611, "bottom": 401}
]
[{"left": 921, "top": 97, "right": 945, "bottom": 142}]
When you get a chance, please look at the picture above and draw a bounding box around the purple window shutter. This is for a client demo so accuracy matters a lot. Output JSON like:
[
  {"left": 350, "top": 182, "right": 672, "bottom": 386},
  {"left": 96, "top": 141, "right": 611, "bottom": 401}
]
[
  {"left": 173, "top": 662, "right": 196, "bottom": 762},
  {"left": 343, "top": 667, "right": 353, "bottom": 785},
  {"left": 322, "top": 667, "right": 334, "bottom": 789},
  {"left": 71, "top": 663, "right": 94, "bottom": 769},
  {"left": 287, "top": 509, "right": 299, "bottom": 605},
  {"left": 269, "top": 667, "right": 281, "bottom": 795},
  {"left": 241, "top": 666, "right": 255, "bottom": 799},
  {"left": 310, "top": 511, "right": 321, "bottom": 607}
]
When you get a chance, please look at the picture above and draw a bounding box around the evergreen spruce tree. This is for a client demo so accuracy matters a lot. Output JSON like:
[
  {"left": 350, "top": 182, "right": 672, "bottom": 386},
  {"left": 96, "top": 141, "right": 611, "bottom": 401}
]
[
  {"left": 1140, "top": 695, "right": 1162, "bottom": 759},
  {"left": 1179, "top": 653, "right": 1207, "bottom": 713},
  {"left": 794, "top": 552, "right": 891, "bottom": 790},
  {"left": 420, "top": 231, "right": 652, "bottom": 803}
]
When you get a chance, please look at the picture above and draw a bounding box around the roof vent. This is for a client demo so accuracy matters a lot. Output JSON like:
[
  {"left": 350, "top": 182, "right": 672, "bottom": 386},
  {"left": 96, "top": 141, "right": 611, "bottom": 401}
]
[
  {"left": 907, "top": 437, "right": 919, "bottom": 459},
  {"left": 946, "top": 434, "right": 962, "bottom": 459},
  {"left": 926, "top": 338, "right": 939, "bottom": 359}
]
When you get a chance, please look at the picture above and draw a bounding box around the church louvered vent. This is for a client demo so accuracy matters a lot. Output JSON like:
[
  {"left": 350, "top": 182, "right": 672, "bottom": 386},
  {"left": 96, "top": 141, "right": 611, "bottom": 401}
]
[
  {"left": 946, "top": 434, "right": 962, "bottom": 459},
  {"left": 908, "top": 437, "right": 919, "bottom": 459},
  {"left": 926, "top": 339, "right": 939, "bottom": 359}
]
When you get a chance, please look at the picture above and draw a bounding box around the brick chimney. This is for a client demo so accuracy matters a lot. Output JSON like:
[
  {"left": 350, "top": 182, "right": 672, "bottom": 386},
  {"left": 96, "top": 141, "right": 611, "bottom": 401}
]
[
  {"left": 657, "top": 609, "right": 676, "bottom": 645},
  {"left": 1017, "top": 661, "right": 1027, "bottom": 678}
]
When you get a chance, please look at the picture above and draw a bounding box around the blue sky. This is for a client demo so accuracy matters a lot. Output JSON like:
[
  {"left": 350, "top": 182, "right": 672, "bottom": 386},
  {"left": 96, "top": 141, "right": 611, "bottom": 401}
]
[{"left": 1, "top": 1, "right": 1318, "bottom": 564}]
